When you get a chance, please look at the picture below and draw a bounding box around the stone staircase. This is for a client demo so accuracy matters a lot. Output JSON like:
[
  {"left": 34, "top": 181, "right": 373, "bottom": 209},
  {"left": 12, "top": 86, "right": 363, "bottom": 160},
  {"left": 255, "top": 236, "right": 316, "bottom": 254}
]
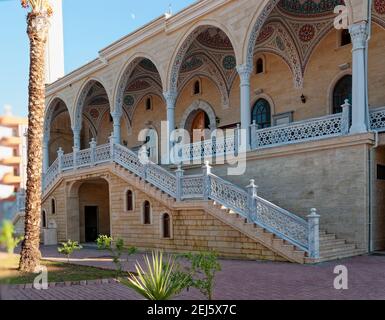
[
  {"left": 112, "top": 163, "right": 361, "bottom": 264},
  {"left": 312, "top": 230, "right": 363, "bottom": 263},
  {"left": 42, "top": 141, "right": 363, "bottom": 264},
  {"left": 111, "top": 163, "right": 309, "bottom": 263}
]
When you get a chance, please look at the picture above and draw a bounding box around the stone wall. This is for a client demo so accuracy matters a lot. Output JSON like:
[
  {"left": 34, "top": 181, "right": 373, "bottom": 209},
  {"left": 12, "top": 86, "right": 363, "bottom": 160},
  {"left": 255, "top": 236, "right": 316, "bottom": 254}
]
[{"left": 372, "top": 145, "right": 385, "bottom": 250}]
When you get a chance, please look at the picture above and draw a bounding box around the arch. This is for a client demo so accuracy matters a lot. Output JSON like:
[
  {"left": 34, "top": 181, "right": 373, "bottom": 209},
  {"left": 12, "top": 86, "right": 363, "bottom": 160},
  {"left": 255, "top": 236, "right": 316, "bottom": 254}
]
[
  {"left": 327, "top": 70, "right": 352, "bottom": 114},
  {"left": 251, "top": 93, "right": 275, "bottom": 119},
  {"left": 41, "top": 210, "right": 47, "bottom": 228},
  {"left": 142, "top": 200, "right": 152, "bottom": 225},
  {"left": 73, "top": 78, "right": 112, "bottom": 132},
  {"left": 254, "top": 21, "right": 303, "bottom": 88},
  {"left": 44, "top": 97, "right": 71, "bottom": 143},
  {"left": 51, "top": 197, "right": 56, "bottom": 215},
  {"left": 177, "top": 52, "right": 230, "bottom": 108},
  {"left": 167, "top": 20, "right": 240, "bottom": 93},
  {"left": 138, "top": 126, "right": 159, "bottom": 164},
  {"left": 124, "top": 188, "right": 135, "bottom": 212},
  {"left": 179, "top": 100, "right": 217, "bottom": 131},
  {"left": 67, "top": 177, "right": 111, "bottom": 242},
  {"left": 331, "top": 74, "right": 352, "bottom": 114},
  {"left": 161, "top": 213, "right": 172, "bottom": 239},
  {"left": 251, "top": 98, "right": 272, "bottom": 129},
  {"left": 242, "top": 0, "right": 355, "bottom": 69},
  {"left": 113, "top": 54, "right": 164, "bottom": 117}
]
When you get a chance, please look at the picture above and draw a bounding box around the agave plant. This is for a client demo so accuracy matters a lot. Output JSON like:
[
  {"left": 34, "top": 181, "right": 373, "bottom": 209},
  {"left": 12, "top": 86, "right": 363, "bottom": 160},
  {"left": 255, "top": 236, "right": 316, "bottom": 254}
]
[{"left": 123, "top": 251, "right": 190, "bottom": 300}]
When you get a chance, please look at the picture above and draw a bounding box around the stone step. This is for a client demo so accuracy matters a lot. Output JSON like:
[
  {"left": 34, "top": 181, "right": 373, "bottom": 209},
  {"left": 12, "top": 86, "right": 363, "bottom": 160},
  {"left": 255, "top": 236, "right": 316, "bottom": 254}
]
[
  {"left": 319, "top": 234, "right": 337, "bottom": 241},
  {"left": 320, "top": 239, "right": 347, "bottom": 249},
  {"left": 320, "top": 244, "right": 356, "bottom": 255},
  {"left": 316, "top": 249, "right": 364, "bottom": 263}
]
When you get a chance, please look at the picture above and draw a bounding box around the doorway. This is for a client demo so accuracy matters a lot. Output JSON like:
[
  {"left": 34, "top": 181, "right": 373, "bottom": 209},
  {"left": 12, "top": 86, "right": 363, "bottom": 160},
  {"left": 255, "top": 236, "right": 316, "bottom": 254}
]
[
  {"left": 189, "top": 110, "right": 210, "bottom": 143},
  {"left": 84, "top": 206, "right": 98, "bottom": 242}
]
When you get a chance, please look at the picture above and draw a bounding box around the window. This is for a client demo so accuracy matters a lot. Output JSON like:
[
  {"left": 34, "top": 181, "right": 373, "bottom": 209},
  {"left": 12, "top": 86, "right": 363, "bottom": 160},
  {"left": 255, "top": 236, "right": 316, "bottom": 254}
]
[
  {"left": 251, "top": 99, "right": 271, "bottom": 129},
  {"left": 333, "top": 75, "right": 352, "bottom": 114},
  {"left": 146, "top": 97, "right": 152, "bottom": 111},
  {"left": 143, "top": 201, "right": 151, "bottom": 225},
  {"left": 256, "top": 58, "right": 264, "bottom": 74},
  {"left": 340, "top": 29, "right": 351, "bottom": 47},
  {"left": 51, "top": 198, "right": 56, "bottom": 215},
  {"left": 41, "top": 210, "right": 47, "bottom": 228},
  {"left": 378, "top": 165, "right": 385, "bottom": 181},
  {"left": 162, "top": 213, "right": 171, "bottom": 238},
  {"left": 193, "top": 80, "right": 201, "bottom": 95},
  {"left": 126, "top": 190, "right": 134, "bottom": 211}
]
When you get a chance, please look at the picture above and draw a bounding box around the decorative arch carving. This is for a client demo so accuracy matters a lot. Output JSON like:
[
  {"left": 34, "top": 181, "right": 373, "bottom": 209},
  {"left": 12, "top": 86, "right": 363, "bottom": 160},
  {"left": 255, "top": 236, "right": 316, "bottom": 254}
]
[{"left": 179, "top": 100, "right": 217, "bottom": 131}]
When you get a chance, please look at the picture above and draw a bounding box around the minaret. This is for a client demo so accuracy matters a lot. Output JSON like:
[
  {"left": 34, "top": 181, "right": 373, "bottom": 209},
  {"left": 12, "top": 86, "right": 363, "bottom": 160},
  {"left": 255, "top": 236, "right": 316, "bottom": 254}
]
[{"left": 45, "top": 0, "right": 65, "bottom": 84}]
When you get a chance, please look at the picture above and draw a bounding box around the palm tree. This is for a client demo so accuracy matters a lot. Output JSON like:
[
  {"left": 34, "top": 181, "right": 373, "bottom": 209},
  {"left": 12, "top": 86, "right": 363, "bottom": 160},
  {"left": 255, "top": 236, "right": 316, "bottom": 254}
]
[{"left": 19, "top": 0, "right": 53, "bottom": 272}]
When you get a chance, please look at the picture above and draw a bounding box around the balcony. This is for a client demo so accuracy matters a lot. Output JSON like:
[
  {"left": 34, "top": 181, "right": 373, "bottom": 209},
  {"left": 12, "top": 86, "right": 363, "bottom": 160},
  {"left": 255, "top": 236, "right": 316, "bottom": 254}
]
[
  {"left": 0, "top": 136, "right": 21, "bottom": 147},
  {"left": 0, "top": 156, "right": 21, "bottom": 166},
  {"left": 1, "top": 173, "right": 21, "bottom": 185},
  {"left": 0, "top": 115, "right": 28, "bottom": 128}
]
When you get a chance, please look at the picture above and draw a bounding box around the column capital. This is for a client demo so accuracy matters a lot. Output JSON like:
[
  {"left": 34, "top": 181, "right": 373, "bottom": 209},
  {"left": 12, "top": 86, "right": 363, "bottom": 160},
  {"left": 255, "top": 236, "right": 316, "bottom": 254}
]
[
  {"left": 236, "top": 64, "right": 253, "bottom": 84},
  {"left": 163, "top": 90, "right": 178, "bottom": 107},
  {"left": 349, "top": 22, "right": 369, "bottom": 50},
  {"left": 111, "top": 111, "right": 122, "bottom": 120}
]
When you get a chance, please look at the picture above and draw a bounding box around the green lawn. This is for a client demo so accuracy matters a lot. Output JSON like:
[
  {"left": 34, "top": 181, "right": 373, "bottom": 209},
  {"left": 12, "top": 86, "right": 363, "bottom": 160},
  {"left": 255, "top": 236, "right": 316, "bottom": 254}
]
[{"left": 0, "top": 254, "right": 129, "bottom": 285}]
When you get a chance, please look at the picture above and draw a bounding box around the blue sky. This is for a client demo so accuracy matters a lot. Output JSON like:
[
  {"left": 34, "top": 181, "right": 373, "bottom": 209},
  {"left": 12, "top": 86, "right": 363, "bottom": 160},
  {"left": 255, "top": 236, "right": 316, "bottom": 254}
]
[{"left": 0, "top": 0, "right": 195, "bottom": 117}]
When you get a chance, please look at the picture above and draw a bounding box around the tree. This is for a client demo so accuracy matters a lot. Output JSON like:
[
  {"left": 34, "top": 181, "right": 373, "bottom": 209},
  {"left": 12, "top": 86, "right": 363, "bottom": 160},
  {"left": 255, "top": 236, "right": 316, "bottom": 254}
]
[{"left": 19, "top": 0, "right": 53, "bottom": 272}]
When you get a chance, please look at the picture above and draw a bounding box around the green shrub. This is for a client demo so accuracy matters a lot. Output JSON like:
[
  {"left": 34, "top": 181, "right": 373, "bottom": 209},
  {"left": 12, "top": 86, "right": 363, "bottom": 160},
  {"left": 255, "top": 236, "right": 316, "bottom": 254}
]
[
  {"left": 58, "top": 240, "right": 82, "bottom": 262},
  {"left": 122, "top": 251, "right": 189, "bottom": 300},
  {"left": 181, "top": 251, "right": 221, "bottom": 300},
  {"left": 96, "top": 235, "right": 137, "bottom": 274},
  {"left": 0, "top": 220, "right": 23, "bottom": 254},
  {"left": 96, "top": 235, "right": 112, "bottom": 250}
]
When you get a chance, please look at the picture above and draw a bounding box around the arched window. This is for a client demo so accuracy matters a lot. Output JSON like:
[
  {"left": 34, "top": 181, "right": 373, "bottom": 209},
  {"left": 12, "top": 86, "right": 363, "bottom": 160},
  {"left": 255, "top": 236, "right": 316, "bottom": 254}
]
[
  {"left": 146, "top": 97, "right": 152, "bottom": 111},
  {"left": 126, "top": 190, "right": 134, "bottom": 211},
  {"left": 162, "top": 213, "right": 171, "bottom": 238},
  {"left": 193, "top": 80, "right": 201, "bottom": 95},
  {"left": 256, "top": 58, "right": 264, "bottom": 74},
  {"left": 41, "top": 210, "right": 47, "bottom": 228},
  {"left": 333, "top": 75, "right": 352, "bottom": 114},
  {"left": 340, "top": 29, "right": 351, "bottom": 47},
  {"left": 252, "top": 99, "right": 271, "bottom": 129},
  {"left": 143, "top": 201, "right": 151, "bottom": 225},
  {"left": 51, "top": 198, "right": 56, "bottom": 215}
]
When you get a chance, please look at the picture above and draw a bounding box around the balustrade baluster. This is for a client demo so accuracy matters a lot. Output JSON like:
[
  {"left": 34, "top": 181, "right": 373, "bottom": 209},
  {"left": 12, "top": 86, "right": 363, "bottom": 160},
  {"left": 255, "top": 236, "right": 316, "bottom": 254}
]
[
  {"left": 341, "top": 99, "right": 352, "bottom": 135},
  {"left": 72, "top": 146, "right": 79, "bottom": 170},
  {"left": 57, "top": 147, "right": 64, "bottom": 173},
  {"left": 175, "top": 164, "right": 184, "bottom": 201},
  {"left": 202, "top": 161, "right": 211, "bottom": 200},
  {"left": 90, "top": 138, "right": 96, "bottom": 166},
  {"left": 307, "top": 208, "right": 320, "bottom": 259},
  {"left": 246, "top": 179, "right": 258, "bottom": 222}
]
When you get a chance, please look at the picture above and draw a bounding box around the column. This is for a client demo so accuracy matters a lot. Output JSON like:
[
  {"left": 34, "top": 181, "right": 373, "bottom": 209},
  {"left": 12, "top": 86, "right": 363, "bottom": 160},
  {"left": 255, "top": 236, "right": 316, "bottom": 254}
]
[
  {"left": 42, "top": 136, "right": 49, "bottom": 174},
  {"left": 349, "top": 22, "right": 369, "bottom": 134},
  {"left": 111, "top": 112, "right": 122, "bottom": 145},
  {"left": 73, "top": 127, "right": 81, "bottom": 149},
  {"left": 163, "top": 91, "right": 177, "bottom": 164},
  {"left": 236, "top": 64, "right": 253, "bottom": 149}
]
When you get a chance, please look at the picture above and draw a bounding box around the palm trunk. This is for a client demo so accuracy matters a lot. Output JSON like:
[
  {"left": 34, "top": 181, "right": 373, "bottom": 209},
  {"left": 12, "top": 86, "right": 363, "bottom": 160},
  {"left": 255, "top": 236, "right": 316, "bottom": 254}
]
[{"left": 19, "top": 12, "right": 49, "bottom": 273}]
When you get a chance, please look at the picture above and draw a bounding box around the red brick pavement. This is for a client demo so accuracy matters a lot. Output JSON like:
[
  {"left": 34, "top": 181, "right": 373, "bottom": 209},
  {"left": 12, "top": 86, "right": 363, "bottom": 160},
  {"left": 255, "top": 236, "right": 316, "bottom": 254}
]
[{"left": 2, "top": 246, "right": 385, "bottom": 300}]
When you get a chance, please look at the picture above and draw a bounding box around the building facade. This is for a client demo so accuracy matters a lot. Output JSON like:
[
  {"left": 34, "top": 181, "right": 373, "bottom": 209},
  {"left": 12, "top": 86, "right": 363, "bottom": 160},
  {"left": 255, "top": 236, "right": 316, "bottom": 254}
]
[
  {"left": 40, "top": 0, "right": 385, "bottom": 263},
  {"left": 0, "top": 107, "right": 27, "bottom": 222}
]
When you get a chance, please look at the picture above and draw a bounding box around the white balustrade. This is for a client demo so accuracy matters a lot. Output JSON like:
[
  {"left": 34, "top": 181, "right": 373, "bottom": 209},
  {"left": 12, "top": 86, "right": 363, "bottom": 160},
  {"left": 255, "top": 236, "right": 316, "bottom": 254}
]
[
  {"left": 253, "top": 114, "right": 344, "bottom": 149},
  {"left": 180, "top": 134, "right": 237, "bottom": 163},
  {"left": 43, "top": 139, "right": 320, "bottom": 256},
  {"left": 370, "top": 107, "right": 385, "bottom": 132}
]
